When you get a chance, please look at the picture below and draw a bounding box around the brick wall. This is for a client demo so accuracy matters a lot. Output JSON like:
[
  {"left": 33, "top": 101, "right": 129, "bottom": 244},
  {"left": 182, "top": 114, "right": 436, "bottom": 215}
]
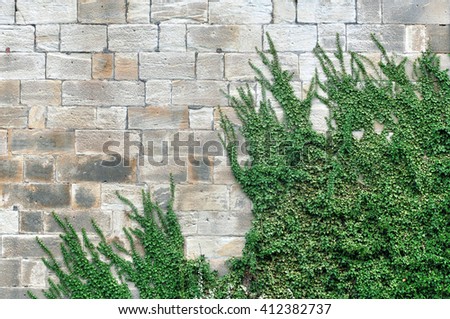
[{"left": 0, "top": 0, "right": 449, "bottom": 298}]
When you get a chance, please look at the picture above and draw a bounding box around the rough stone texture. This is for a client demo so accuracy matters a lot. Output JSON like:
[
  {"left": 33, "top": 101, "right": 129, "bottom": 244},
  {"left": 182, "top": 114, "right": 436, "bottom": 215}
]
[
  {"left": 427, "top": 25, "right": 450, "bottom": 53},
  {"left": 47, "top": 107, "right": 96, "bottom": 129},
  {"left": 62, "top": 81, "right": 145, "bottom": 106},
  {"left": 197, "top": 53, "right": 224, "bottom": 80},
  {"left": 108, "top": 25, "right": 158, "bottom": 52},
  {"left": 0, "top": 0, "right": 15, "bottom": 24},
  {"left": 115, "top": 53, "right": 139, "bottom": 80},
  {"left": 0, "top": 184, "right": 71, "bottom": 210},
  {"left": 127, "top": 0, "right": 151, "bottom": 23},
  {"left": 318, "top": 24, "right": 346, "bottom": 50},
  {"left": 0, "top": 260, "right": 20, "bottom": 286},
  {"left": 24, "top": 156, "right": 55, "bottom": 182},
  {"left": 406, "top": 25, "right": 428, "bottom": 52},
  {"left": 44, "top": 210, "right": 109, "bottom": 232},
  {"left": 0, "top": 26, "right": 35, "bottom": 52},
  {"left": 188, "top": 156, "right": 213, "bottom": 183},
  {"left": 47, "top": 53, "right": 92, "bottom": 80},
  {"left": 75, "top": 130, "right": 140, "bottom": 155},
  {"left": 357, "top": 0, "right": 381, "bottom": 23},
  {"left": 189, "top": 106, "right": 214, "bottom": 130},
  {"left": 159, "top": 24, "right": 186, "bottom": 52},
  {"left": 60, "top": 24, "right": 107, "bottom": 52},
  {"left": 172, "top": 80, "right": 228, "bottom": 106},
  {"left": 139, "top": 156, "right": 188, "bottom": 184},
  {"left": 0, "top": 130, "right": 7, "bottom": 156},
  {"left": 209, "top": 0, "right": 272, "bottom": 24},
  {"left": 297, "top": 0, "right": 356, "bottom": 23},
  {"left": 383, "top": 0, "right": 450, "bottom": 24},
  {"left": 11, "top": 130, "right": 74, "bottom": 155},
  {"left": 185, "top": 236, "right": 245, "bottom": 258},
  {"left": 0, "top": 158, "right": 23, "bottom": 183},
  {"left": 78, "top": 0, "right": 126, "bottom": 23},
  {"left": 263, "top": 25, "right": 318, "bottom": 52},
  {"left": 146, "top": 80, "right": 172, "bottom": 106},
  {"left": 151, "top": 0, "right": 207, "bottom": 23},
  {"left": 36, "top": 24, "right": 60, "bottom": 52},
  {"left": 128, "top": 106, "right": 189, "bottom": 130},
  {"left": 21, "top": 260, "right": 47, "bottom": 287},
  {"left": 140, "top": 52, "right": 196, "bottom": 80},
  {"left": 95, "top": 107, "right": 127, "bottom": 129},
  {"left": 0, "top": 80, "right": 20, "bottom": 106},
  {"left": 21, "top": 80, "right": 61, "bottom": 106},
  {"left": 174, "top": 184, "right": 228, "bottom": 211},
  {"left": 273, "top": 0, "right": 297, "bottom": 23},
  {"left": 71, "top": 184, "right": 101, "bottom": 209},
  {"left": 28, "top": 106, "right": 47, "bottom": 129},
  {"left": 197, "top": 210, "right": 252, "bottom": 236},
  {"left": 347, "top": 25, "right": 405, "bottom": 52},
  {"left": 2, "top": 235, "right": 61, "bottom": 258},
  {"left": 0, "top": 107, "right": 28, "bottom": 128},
  {"left": 20, "top": 211, "right": 43, "bottom": 233},
  {"left": 0, "top": 53, "right": 45, "bottom": 80},
  {"left": 93, "top": 53, "right": 113, "bottom": 79},
  {"left": 0, "top": 210, "right": 19, "bottom": 234},
  {"left": 15, "top": 0, "right": 77, "bottom": 24}
]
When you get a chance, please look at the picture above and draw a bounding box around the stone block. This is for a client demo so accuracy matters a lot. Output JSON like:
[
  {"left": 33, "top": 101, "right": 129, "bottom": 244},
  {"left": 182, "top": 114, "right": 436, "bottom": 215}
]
[
  {"left": 357, "top": 0, "right": 381, "bottom": 23},
  {"left": 405, "top": 25, "right": 428, "bottom": 53},
  {"left": 151, "top": 0, "right": 207, "bottom": 23},
  {"left": 145, "top": 80, "right": 172, "bottom": 106},
  {"left": 0, "top": 209, "right": 19, "bottom": 233},
  {"left": 108, "top": 24, "right": 158, "bottom": 52},
  {"left": 0, "top": 107, "right": 28, "bottom": 128},
  {"left": 0, "top": 130, "right": 6, "bottom": 155},
  {"left": 71, "top": 184, "right": 101, "bottom": 209},
  {"left": 36, "top": 24, "right": 60, "bottom": 51},
  {"left": 20, "top": 211, "right": 43, "bottom": 233},
  {"left": 197, "top": 210, "right": 252, "bottom": 236},
  {"left": 263, "top": 25, "right": 318, "bottom": 52},
  {"left": 2, "top": 235, "right": 61, "bottom": 258},
  {"left": 297, "top": 0, "right": 356, "bottom": 23},
  {"left": 187, "top": 25, "right": 262, "bottom": 52},
  {"left": 44, "top": 210, "right": 110, "bottom": 233},
  {"left": 56, "top": 155, "right": 136, "bottom": 183},
  {"left": 383, "top": 0, "right": 450, "bottom": 24},
  {"left": 189, "top": 106, "right": 214, "bottom": 130},
  {"left": 78, "top": 0, "right": 126, "bottom": 23},
  {"left": 16, "top": 0, "right": 77, "bottom": 24},
  {"left": 47, "top": 107, "right": 96, "bottom": 129},
  {"left": 187, "top": 155, "right": 213, "bottom": 183},
  {"left": 24, "top": 156, "right": 54, "bottom": 182},
  {"left": 21, "top": 260, "right": 47, "bottom": 287},
  {"left": 75, "top": 130, "right": 140, "bottom": 155},
  {"left": 273, "top": 0, "right": 296, "bottom": 23},
  {"left": 197, "top": 53, "right": 224, "bottom": 80},
  {"left": 95, "top": 107, "right": 127, "bottom": 129},
  {"left": 213, "top": 157, "right": 236, "bottom": 184},
  {"left": 0, "top": 260, "right": 20, "bottom": 286},
  {"left": 28, "top": 106, "right": 47, "bottom": 130},
  {"left": 0, "top": 80, "right": 20, "bottom": 106},
  {"left": 62, "top": 81, "right": 145, "bottom": 106},
  {"left": 209, "top": 0, "right": 272, "bottom": 24},
  {"left": 427, "top": 25, "right": 450, "bottom": 53},
  {"left": 310, "top": 101, "right": 330, "bottom": 133},
  {"left": 21, "top": 80, "right": 61, "bottom": 106},
  {"left": 176, "top": 212, "right": 198, "bottom": 236},
  {"left": 127, "top": 0, "right": 150, "bottom": 23},
  {"left": 0, "top": 26, "right": 34, "bottom": 52},
  {"left": 138, "top": 155, "right": 188, "bottom": 184},
  {"left": 60, "top": 24, "right": 107, "bottom": 52},
  {"left": 174, "top": 184, "right": 228, "bottom": 211},
  {"left": 347, "top": 25, "right": 405, "bottom": 52},
  {"left": 101, "top": 184, "right": 146, "bottom": 212},
  {"left": 115, "top": 53, "right": 139, "bottom": 80},
  {"left": 0, "top": 184, "right": 71, "bottom": 209},
  {"left": 230, "top": 184, "right": 252, "bottom": 212},
  {"left": 172, "top": 80, "right": 228, "bottom": 107},
  {"left": 0, "top": 158, "right": 23, "bottom": 183},
  {"left": 11, "top": 130, "right": 74, "bottom": 155},
  {"left": 0, "top": 0, "right": 14, "bottom": 24},
  {"left": 140, "top": 52, "right": 195, "bottom": 80},
  {"left": 0, "top": 53, "right": 45, "bottom": 80},
  {"left": 159, "top": 24, "right": 186, "bottom": 52},
  {"left": 128, "top": 106, "right": 188, "bottom": 130},
  {"left": 0, "top": 288, "right": 42, "bottom": 299},
  {"left": 93, "top": 53, "right": 113, "bottom": 80},
  {"left": 318, "top": 24, "right": 346, "bottom": 50},
  {"left": 185, "top": 236, "right": 245, "bottom": 258},
  {"left": 142, "top": 129, "right": 180, "bottom": 157},
  {"left": 47, "top": 53, "right": 91, "bottom": 80}
]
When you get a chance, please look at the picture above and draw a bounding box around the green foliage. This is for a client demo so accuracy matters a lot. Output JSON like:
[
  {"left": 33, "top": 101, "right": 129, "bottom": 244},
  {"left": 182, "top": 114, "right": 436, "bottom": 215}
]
[
  {"left": 28, "top": 177, "right": 218, "bottom": 299},
  {"left": 220, "top": 33, "right": 450, "bottom": 298}
]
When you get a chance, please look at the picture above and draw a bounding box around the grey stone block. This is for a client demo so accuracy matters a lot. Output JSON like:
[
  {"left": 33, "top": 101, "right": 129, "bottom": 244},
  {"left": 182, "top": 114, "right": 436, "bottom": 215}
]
[
  {"left": 0, "top": 260, "right": 20, "bottom": 287},
  {"left": 24, "top": 156, "right": 55, "bottom": 182},
  {"left": 78, "top": 0, "right": 126, "bottom": 23},
  {"left": 20, "top": 211, "right": 43, "bottom": 233},
  {"left": 0, "top": 184, "right": 71, "bottom": 209},
  {"left": 357, "top": 0, "right": 382, "bottom": 23},
  {"left": 11, "top": 130, "right": 74, "bottom": 155},
  {"left": 0, "top": 81, "right": 20, "bottom": 106},
  {"left": 0, "top": 158, "right": 23, "bottom": 183},
  {"left": 383, "top": 0, "right": 450, "bottom": 24},
  {"left": 347, "top": 24, "right": 405, "bottom": 52},
  {"left": 151, "top": 0, "right": 207, "bottom": 23},
  {"left": 427, "top": 25, "right": 450, "bottom": 53},
  {"left": 2, "top": 235, "right": 62, "bottom": 258},
  {"left": 0, "top": 107, "right": 28, "bottom": 129},
  {"left": 0, "top": 53, "right": 45, "bottom": 80},
  {"left": 0, "top": 26, "right": 35, "bottom": 52},
  {"left": 16, "top": 0, "right": 77, "bottom": 24}
]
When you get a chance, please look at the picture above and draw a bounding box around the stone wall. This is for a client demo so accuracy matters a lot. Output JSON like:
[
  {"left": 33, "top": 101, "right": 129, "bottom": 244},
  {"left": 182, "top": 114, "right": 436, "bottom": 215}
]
[{"left": 0, "top": 0, "right": 449, "bottom": 298}]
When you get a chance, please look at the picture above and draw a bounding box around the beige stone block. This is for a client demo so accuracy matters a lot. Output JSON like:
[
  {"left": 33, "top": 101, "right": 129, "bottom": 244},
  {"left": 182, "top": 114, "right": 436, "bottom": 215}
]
[
  {"left": 47, "top": 106, "right": 96, "bottom": 129},
  {"left": 60, "top": 24, "right": 107, "bottom": 52},
  {"left": 297, "top": 0, "right": 356, "bottom": 23},
  {"left": 187, "top": 156, "right": 213, "bottom": 183},
  {"left": 108, "top": 24, "right": 158, "bottom": 52},
  {"left": 229, "top": 184, "right": 252, "bottom": 212},
  {"left": 78, "top": 0, "right": 126, "bottom": 23},
  {"left": 0, "top": 185, "right": 70, "bottom": 210},
  {"left": 0, "top": 26, "right": 34, "bottom": 52},
  {"left": 213, "top": 157, "right": 236, "bottom": 184},
  {"left": 0, "top": 80, "right": 19, "bottom": 106},
  {"left": 10, "top": 130, "right": 74, "bottom": 155},
  {"left": 140, "top": 52, "right": 195, "bottom": 80},
  {"left": 28, "top": 106, "right": 46, "bottom": 129},
  {"left": 159, "top": 24, "right": 186, "bottom": 52},
  {"left": 273, "top": 0, "right": 297, "bottom": 23},
  {"left": 0, "top": 53, "right": 45, "bottom": 80},
  {"left": 21, "top": 80, "right": 61, "bottom": 106},
  {"left": 0, "top": 130, "right": 6, "bottom": 155},
  {"left": 21, "top": 260, "right": 47, "bottom": 287},
  {"left": 139, "top": 155, "right": 188, "bottom": 184},
  {"left": 95, "top": 107, "right": 127, "bottom": 129},
  {"left": 0, "top": 107, "right": 28, "bottom": 128},
  {"left": 43, "top": 210, "right": 110, "bottom": 233},
  {"left": 151, "top": 0, "right": 207, "bottom": 23},
  {"left": 101, "top": 184, "right": 147, "bottom": 212},
  {"left": 127, "top": 0, "right": 150, "bottom": 23},
  {"left": 93, "top": 53, "right": 113, "bottom": 80},
  {"left": 176, "top": 212, "right": 198, "bottom": 236},
  {"left": 347, "top": 24, "right": 405, "bottom": 52},
  {"left": 0, "top": 0, "right": 15, "bottom": 24},
  {"left": 405, "top": 25, "right": 428, "bottom": 53},
  {"left": 185, "top": 236, "right": 245, "bottom": 258},
  {"left": 16, "top": 0, "right": 77, "bottom": 24},
  {"left": 197, "top": 210, "right": 252, "bottom": 236},
  {"left": 174, "top": 184, "right": 228, "bottom": 211},
  {"left": 263, "top": 25, "right": 317, "bottom": 52},
  {"left": 47, "top": 53, "right": 91, "bottom": 80},
  {"left": 383, "top": 0, "right": 450, "bottom": 24},
  {"left": 36, "top": 24, "right": 60, "bottom": 52},
  {"left": 115, "top": 53, "right": 138, "bottom": 80},
  {"left": 128, "top": 106, "right": 189, "bottom": 130},
  {"left": 187, "top": 25, "right": 262, "bottom": 52},
  {"left": 189, "top": 106, "right": 213, "bottom": 130},
  {"left": 197, "top": 53, "right": 224, "bottom": 80},
  {"left": 172, "top": 80, "right": 228, "bottom": 106},
  {"left": 145, "top": 80, "right": 171, "bottom": 106},
  {"left": 209, "top": 0, "right": 272, "bottom": 24},
  {"left": 75, "top": 130, "right": 140, "bottom": 155}
]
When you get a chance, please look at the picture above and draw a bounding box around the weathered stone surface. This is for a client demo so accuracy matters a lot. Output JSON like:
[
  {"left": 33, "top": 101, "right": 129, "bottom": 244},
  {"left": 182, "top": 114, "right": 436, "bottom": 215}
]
[
  {"left": 0, "top": 26, "right": 34, "bottom": 52},
  {"left": 151, "top": 0, "right": 207, "bottom": 23},
  {"left": 197, "top": 53, "right": 224, "bottom": 80},
  {"left": 60, "top": 24, "right": 107, "bottom": 52},
  {"left": 0, "top": 0, "right": 14, "bottom": 24},
  {"left": 2, "top": 235, "right": 61, "bottom": 258},
  {"left": 0, "top": 53, "right": 45, "bottom": 80},
  {"left": 297, "top": 0, "right": 356, "bottom": 23},
  {"left": 127, "top": 0, "right": 150, "bottom": 23},
  {"left": 47, "top": 53, "right": 91, "bottom": 80},
  {"left": 185, "top": 236, "right": 245, "bottom": 258},
  {"left": 71, "top": 184, "right": 101, "bottom": 209},
  {"left": 0, "top": 210, "right": 19, "bottom": 233},
  {"left": 0, "top": 158, "right": 23, "bottom": 183},
  {"left": 75, "top": 130, "right": 140, "bottom": 155},
  {"left": 24, "top": 156, "right": 54, "bottom": 182},
  {"left": 21, "top": 80, "right": 61, "bottom": 106},
  {"left": 174, "top": 184, "right": 228, "bottom": 211},
  {"left": 47, "top": 107, "right": 96, "bottom": 129},
  {"left": 21, "top": 260, "right": 47, "bottom": 287},
  {"left": 11, "top": 130, "right": 74, "bottom": 155},
  {"left": 188, "top": 156, "right": 213, "bottom": 183},
  {"left": 213, "top": 157, "right": 236, "bottom": 184},
  {"left": 189, "top": 106, "right": 214, "bottom": 130},
  {"left": 230, "top": 184, "right": 252, "bottom": 211},
  {"left": 44, "top": 210, "right": 109, "bottom": 232},
  {"left": 115, "top": 53, "right": 139, "bottom": 80},
  {"left": 0, "top": 288, "right": 42, "bottom": 299},
  {"left": 159, "top": 24, "right": 186, "bottom": 52},
  {"left": 20, "top": 211, "right": 43, "bottom": 233},
  {"left": 0, "top": 260, "right": 20, "bottom": 286},
  {"left": 95, "top": 107, "right": 127, "bottom": 129},
  {"left": 0, "top": 80, "right": 20, "bottom": 106},
  {"left": 140, "top": 52, "right": 196, "bottom": 80},
  {"left": 347, "top": 25, "right": 405, "bottom": 52},
  {"left": 108, "top": 25, "right": 158, "bottom": 52},
  {"left": 28, "top": 106, "right": 45, "bottom": 129},
  {"left": 62, "top": 81, "right": 145, "bottom": 106},
  {"left": 128, "top": 106, "right": 189, "bottom": 130},
  {"left": 139, "top": 155, "right": 188, "bottom": 184},
  {"left": 0, "top": 107, "right": 28, "bottom": 128},
  {"left": 56, "top": 155, "right": 136, "bottom": 183},
  {"left": 209, "top": 0, "right": 272, "bottom": 24},
  {"left": 36, "top": 24, "right": 60, "bottom": 51},
  {"left": 197, "top": 210, "right": 252, "bottom": 236},
  {"left": 16, "top": 0, "right": 77, "bottom": 24},
  {"left": 383, "top": 0, "right": 450, "bottom": 24},
  {"left": 172, "top": 80, "right": 228, "bottom": 106},
  {"left": 0, "top": 184, "right": 71, "bottom": 209},
  {"left": 93, "top": 53, "right": 113, "bottom": 80},
  {"left": 101, "top": 184, "right": 146, "bottom": 212},
  {"left": 187, "top": 25, "right": 262, "bottom": 52},
  {"left": 0, "top": 130, "right": 6, "bottom": 155},
  {"left": 318, "top": 24, "right": 346, "bottom": 50},
  {"left": 263, "top": 25, "right": 318, "bottom": 52},
  {"left": 405, "top": 25, "right": 428, "bottom": 52},
  {"left": 273, "top": 0, "right": 296, "bottom": 23},
  {"left": 146, "top": 80, "right": 172, "bottom": 105},
  {"left": 175, "top": 212, "right": 198, "bottom": 235},
  {"left": 78, "top": 0, "right": 126, "bottom": 23},
  {"left": 427, "top": 25, "right": 450, "bottom": 53},
  {"left": 357, "top": 0, "right": 381, "bottom": 23}
]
